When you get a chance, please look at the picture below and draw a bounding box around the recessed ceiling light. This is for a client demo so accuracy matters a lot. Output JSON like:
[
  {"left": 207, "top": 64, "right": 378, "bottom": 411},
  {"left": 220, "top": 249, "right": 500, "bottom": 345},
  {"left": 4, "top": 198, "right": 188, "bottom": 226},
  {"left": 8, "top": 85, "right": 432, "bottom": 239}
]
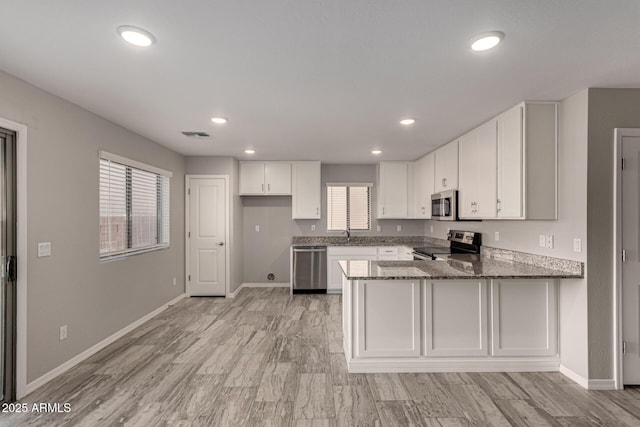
[
  {"left": 400, "top": 118, "right": 416, "bottom": 125},
  {"left": 244, "top": 149, "right": 255, "bottom": 154},
  {"left": 117, "top": 26, "right": 155, "bottom": 47},
  {"left": 371, "top": 150, "right": 382, "bottom": 155},
  {"left": 211, "top": 117, "right": 228, "bottom": 124},
  {"left": 469, "top": 31, "right": 504, "bottom": 51}
]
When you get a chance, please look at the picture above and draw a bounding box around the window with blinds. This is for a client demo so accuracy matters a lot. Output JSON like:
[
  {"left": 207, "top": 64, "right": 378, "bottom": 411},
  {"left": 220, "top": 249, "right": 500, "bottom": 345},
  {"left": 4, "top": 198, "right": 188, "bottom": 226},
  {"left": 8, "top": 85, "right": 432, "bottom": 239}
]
[
  {"left": 327, "top": 185, "right": 371, "bottom": 231},
  {"left": 99, "top": 152, "right": 171, "bottom": 260}
]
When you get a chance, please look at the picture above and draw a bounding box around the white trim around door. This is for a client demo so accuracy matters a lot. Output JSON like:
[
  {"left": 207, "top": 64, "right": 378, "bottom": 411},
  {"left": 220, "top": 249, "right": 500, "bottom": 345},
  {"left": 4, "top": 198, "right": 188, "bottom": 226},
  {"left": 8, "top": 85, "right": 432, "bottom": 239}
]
[
  {"left": 0, "top": 117, "right": 27, "bottom": 399},
  {"left": 185, "top": 175, "right": 231, "bottom": 297},
  {"left": 613, "top": 128, "right": 640, "bottom": 390}
]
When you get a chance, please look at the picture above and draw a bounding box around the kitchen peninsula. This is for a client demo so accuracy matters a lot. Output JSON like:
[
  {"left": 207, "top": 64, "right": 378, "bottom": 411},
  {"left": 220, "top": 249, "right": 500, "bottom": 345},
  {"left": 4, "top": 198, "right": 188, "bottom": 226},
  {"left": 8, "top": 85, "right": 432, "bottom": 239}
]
[{"left": 339, "top": 254, "right": 583, "bottom": 374}]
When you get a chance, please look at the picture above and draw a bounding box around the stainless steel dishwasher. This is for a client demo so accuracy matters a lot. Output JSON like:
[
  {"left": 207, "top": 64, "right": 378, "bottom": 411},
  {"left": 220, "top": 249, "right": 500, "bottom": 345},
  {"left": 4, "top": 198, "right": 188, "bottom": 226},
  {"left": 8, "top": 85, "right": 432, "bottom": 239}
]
[{"left": 292, "top": 246, "right": 327, "bottom": 294}]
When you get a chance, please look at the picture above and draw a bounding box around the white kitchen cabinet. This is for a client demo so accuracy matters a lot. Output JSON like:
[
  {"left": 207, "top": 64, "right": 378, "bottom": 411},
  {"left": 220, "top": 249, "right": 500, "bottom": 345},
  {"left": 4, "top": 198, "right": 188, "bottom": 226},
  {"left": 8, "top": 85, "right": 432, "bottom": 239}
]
[
  {"left": 327, "top": 246, "right": 377, "bottom": 293},
  {"left": 355, "top": 279, "right": 421, "bottom": 357},
  {"left": 377, "top": 162, "right": 412, "bottom": 218},
  {"left": 434, "top": 140, "right": 459, "bottom": 193},
  {"left": 496, "top": 102, "right": 557, "bottom": 220},
  {"left": 377, "top": 246, "right": 399, "bottom": 260},
  {"left": 424, "top": 280, "right": 488, "bottom": 356},
  {"left": 458, "top": 120, "right": 497, "bottom": 219},
  {"left": 413, "top": 153, "right": 434, "bottom": 218},
  {"left": 239, "top": 161, "right": 291, "bottom": 195},
  {"left": 491, "top": 279, "right": 557, "bottom": 356},
  {"left": 292, "top": 161, "right": 321, "bottom": 219}
]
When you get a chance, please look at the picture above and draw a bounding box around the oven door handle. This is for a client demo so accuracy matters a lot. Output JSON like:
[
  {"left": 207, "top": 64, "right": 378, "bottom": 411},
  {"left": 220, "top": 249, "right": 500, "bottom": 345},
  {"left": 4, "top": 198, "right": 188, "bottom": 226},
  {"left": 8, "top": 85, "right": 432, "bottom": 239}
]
[{"left": 412, "top": 251, "right": 431, "bottom": 261}]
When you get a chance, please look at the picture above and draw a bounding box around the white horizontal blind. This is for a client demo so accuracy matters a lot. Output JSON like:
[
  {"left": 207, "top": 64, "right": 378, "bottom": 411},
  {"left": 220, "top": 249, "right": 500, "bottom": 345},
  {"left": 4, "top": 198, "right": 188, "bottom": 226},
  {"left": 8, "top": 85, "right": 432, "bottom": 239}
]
[
  {"left": 348, "top": 186, "right": 370, "bottom": 230},
  {"left": 327, "top": 185, "right": 370, "bottom": 231},
  {"left": 100, "top": 157, "right": 170, "bottom": 259}
]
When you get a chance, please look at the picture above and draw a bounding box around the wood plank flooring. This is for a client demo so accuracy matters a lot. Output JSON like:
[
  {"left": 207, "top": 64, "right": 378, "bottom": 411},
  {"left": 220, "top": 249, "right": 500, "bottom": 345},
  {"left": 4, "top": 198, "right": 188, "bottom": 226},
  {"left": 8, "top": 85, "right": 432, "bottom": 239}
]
[{"left": 5, "top": 287, "right": 640, "bottom": 426}]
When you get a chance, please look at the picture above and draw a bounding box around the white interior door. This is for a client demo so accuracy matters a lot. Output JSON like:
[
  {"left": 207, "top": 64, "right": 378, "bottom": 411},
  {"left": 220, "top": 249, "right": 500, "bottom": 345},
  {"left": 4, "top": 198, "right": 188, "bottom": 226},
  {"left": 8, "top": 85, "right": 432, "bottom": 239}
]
[
  {"left": 622, "top": 135, "right": 640, "bottom": 384},
  {"left": 188, "top": 177, "right": 227, "bottom": 296}
]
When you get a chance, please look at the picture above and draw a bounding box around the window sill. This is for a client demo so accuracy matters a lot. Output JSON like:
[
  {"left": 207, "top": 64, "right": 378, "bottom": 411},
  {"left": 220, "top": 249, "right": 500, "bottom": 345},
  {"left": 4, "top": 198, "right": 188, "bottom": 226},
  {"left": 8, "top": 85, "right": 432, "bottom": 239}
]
[{"left": 100, "top": 244, "right": 170, "bottom": 263}]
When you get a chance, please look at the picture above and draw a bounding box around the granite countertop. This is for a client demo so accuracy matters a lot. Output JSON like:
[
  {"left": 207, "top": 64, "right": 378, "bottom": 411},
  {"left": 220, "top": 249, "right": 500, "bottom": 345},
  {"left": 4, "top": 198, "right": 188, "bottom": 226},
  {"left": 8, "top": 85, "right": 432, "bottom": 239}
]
[
  {"left": 338, "top": 254, "right": 584, "bottom": 280},
  {"left": 291, "top": 235, "right": 442, "bottom": 247}
]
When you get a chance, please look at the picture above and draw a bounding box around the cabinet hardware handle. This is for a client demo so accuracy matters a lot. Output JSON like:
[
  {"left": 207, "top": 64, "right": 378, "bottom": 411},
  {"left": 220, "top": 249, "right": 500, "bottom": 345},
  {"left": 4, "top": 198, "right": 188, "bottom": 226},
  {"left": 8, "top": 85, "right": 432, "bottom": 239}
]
[
  {"left": 497, "top": 199, "right": 501, "bottom": 213},
  {"left": 268, "top": 183, "right": 271, "bottom": 192},
  {"left": 262, "top": 183, "right": 264, "bottom": 192}
]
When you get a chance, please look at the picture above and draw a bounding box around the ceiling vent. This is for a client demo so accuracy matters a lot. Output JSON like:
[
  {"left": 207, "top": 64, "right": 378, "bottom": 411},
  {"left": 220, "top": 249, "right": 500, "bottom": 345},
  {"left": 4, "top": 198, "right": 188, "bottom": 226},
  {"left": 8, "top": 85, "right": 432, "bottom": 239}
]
[{"left": 181, "top": 131, "right": 211, "bottom": 138}]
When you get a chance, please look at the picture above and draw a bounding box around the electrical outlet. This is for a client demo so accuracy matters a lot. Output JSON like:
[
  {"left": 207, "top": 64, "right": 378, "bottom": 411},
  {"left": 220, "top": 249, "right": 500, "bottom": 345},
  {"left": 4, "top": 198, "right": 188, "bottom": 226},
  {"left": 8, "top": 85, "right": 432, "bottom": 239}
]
[
  {"left": 545, "top": 234, "right": 554, "bottom": 249},
  {"left": 573, "top": 238, "right": 582, "bottom": 253},
  {"left": 430, "top": 225, "right": 434, "bottom": 233},
  {"left": 60, "top": 325, "right": 68, "bottom": 341},
  {"left": 172, "top": 277, "right": 177, "bottom": 286},
  {"left": 494, "top": 232, "right": 500, "bottom": 241},
  {"left": 38, "top": 242, "right": 51, "bottom": 257},
  {"left": 311, "top": 224, "right": 316, "bottom": 232},
  {"left": 255, "top": 225, "right": 260, "bottom": 232},
  {"left": 397, "top": 225, "right": 402, "bottom": 232},
  {"left": 376, "top": 225, "right": 381, "bottom": 232},
  {"left": 539, "top": 235, "right": 546, "bottom": 247}
]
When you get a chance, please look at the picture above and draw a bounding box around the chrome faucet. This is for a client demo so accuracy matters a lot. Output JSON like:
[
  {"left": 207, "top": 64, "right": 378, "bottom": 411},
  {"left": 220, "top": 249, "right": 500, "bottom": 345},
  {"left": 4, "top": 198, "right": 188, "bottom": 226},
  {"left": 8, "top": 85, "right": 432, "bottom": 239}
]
[{"left": 343, "top": 228, "right": 351, "bottom": 242}]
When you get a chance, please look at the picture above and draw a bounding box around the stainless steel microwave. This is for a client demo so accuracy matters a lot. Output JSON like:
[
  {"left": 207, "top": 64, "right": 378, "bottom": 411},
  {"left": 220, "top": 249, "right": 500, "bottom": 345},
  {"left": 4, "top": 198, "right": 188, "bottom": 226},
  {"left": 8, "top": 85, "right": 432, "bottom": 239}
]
[{"left": 431, "top": 190, "right": 458, "bottom": 221}]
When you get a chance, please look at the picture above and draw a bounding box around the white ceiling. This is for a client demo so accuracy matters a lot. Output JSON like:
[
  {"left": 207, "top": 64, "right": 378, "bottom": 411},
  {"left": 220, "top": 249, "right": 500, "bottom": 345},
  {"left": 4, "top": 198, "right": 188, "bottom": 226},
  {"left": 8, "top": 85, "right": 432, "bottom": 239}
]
[{"left": 1, "top": 1, "right": 639, "bottom": 163}]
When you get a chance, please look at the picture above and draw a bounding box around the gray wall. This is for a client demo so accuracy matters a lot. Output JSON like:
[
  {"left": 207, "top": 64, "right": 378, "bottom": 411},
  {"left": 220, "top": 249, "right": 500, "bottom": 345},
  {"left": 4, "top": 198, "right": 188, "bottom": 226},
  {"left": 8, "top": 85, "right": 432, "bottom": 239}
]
[
  {"left": 185, "top": 156, "right": 244, "bottom": 293},
  {"left": 0, "top": 69, "right": 186, "bottom": 383},
  {"left": 586, "top": 88, "right": 640, "bottom": 379},
  {"left": 425, "top": 90, "right": 590, "bottom": 378},
  {"left": 242, "top": 164, "right": 427, "bottom": 283}
]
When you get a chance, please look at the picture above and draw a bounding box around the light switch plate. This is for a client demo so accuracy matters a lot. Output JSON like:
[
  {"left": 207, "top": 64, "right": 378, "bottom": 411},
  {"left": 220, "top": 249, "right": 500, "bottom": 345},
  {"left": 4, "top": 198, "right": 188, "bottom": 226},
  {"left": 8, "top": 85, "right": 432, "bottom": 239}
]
[
  {"left": 539, "top": 235, "right": 546, "bottom": 247},
  {"left": 430, "top": 225, "right": 434, "bottom": 233},
  {"left": 573, "top": 238, "right": 582, "bottom": 252},
  {"left": 396, "top": 225, "right": 402, "bottom": 232},
  {"left": 377, "top": 225, "right": 381, "bottom": 232},
  {"left": 494, "top": 232, "right": 500, "bottom": 241},
  {"left": 255, "top": 225, "right": 260, "bottom": 232},
  {"left": 59, "top": 325, "right": 67, "bottom": 341},
  {"left": 38, "top": 242, "right": 51, "bottom": 257},
  {"left": 311, "top": 224, "right": 316, "bottom": 232}
]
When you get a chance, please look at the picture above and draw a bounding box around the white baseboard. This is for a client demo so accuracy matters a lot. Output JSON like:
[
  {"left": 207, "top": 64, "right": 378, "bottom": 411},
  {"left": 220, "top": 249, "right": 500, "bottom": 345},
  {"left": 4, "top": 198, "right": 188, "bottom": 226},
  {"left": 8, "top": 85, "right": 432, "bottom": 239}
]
[
  {"left": 588, "top": 379, "right": 616, "bottom": 390},
  {"left": 559, "top": 364, "right": 589, "bottom": 389},
  {"left": 24, "top": 293, "right": 185, "bottom": 397},
  {"left": 228, "top": 282, "right": 290, "bottom": 298},
  {"left": 346, "top": 357, "right": 561, "bottom": 373}
]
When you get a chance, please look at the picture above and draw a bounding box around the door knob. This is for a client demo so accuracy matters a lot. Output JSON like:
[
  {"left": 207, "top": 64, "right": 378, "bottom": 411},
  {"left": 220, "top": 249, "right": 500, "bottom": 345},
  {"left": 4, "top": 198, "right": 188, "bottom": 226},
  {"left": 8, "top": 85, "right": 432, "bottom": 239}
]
[{"left": 217, "top": 242, "right": 224, "bottom": 246}]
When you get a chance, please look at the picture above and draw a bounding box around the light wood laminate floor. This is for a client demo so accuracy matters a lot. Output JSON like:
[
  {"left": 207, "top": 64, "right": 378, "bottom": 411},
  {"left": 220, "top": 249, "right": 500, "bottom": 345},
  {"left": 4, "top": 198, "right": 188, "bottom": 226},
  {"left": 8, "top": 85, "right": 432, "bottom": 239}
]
[{"left": 5, "top": 287, "right": 640, "bottom": 426}]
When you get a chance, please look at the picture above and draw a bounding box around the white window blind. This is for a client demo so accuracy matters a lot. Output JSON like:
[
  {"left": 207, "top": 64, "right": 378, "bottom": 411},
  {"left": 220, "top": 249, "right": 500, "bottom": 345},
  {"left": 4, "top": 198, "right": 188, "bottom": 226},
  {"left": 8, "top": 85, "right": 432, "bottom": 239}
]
[
  {"left": 327, "top": 185, "right": 371, "bottom": 231},
  {"left": 99, "top": 154, "right": 170, "bottom": 260}
]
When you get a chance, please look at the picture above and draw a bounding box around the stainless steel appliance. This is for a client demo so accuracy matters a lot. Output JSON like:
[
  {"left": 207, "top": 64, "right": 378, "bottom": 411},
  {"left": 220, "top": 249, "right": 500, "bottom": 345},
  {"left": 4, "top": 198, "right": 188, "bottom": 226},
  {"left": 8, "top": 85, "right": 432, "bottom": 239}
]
[
  {"left": 292, "top": 246, "right": 327, "bottom": 293},
  {"left": 431, "top": 190, "right": 458, "bottom": 221},
  {"left": 412, "top": 230, "right": 481, "bottom": 260}
]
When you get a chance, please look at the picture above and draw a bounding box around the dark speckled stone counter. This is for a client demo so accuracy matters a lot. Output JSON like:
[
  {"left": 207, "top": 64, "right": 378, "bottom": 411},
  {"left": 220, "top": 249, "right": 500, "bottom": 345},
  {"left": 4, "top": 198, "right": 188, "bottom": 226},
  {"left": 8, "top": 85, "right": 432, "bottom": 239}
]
[
  {"left": 338, "top": 254, "right": 584, "bottom": 280},
  {"left": 291, "top": 235, "right": 445, "bottom": 247}
]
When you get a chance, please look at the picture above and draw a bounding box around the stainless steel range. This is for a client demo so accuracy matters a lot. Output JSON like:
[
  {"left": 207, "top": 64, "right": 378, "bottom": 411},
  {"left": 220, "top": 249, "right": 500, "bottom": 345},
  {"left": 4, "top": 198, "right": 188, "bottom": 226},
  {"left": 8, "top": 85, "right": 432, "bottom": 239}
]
[{"left": 412, "top": 230, "right": 482, "bottom": 260}]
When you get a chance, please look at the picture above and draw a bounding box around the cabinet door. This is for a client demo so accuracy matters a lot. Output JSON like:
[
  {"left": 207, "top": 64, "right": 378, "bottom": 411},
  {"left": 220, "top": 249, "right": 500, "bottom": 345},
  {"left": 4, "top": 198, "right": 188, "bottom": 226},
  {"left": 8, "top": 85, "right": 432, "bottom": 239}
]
[
  {"left": 265, "top": 162, "right": 291, "bottom": 194},
  {"left": 356, "top": 280, "right": 421, "bottom": 357},
  {"left": 378, "top": 162, "right": 409, "bottom": 218},
  {"left": 239, "top": 162, "right": 266, "bottom": 195},
  {"left": 476, "top": 120, "right": 498, "bottom": 218},
  {"left": 413, "top": 153, "right": 434, "bottom": 218},
  {"left": 497, "top": 106, "right": 524, "bottom": 218},
  {"left": 458, "top": 131, "right": 479, "bottom": 218},
  {"left": 435, "top": 140, "right": 458, "bottom": 192},
  {"left": 424, "top": 280, "right": 488, "bottom": 356},
  {"left": 491, "top": 279, "right": 557, "bottom": 356},
  {"left": 292, "top": 161, "right": 321, "bottom": 219}
]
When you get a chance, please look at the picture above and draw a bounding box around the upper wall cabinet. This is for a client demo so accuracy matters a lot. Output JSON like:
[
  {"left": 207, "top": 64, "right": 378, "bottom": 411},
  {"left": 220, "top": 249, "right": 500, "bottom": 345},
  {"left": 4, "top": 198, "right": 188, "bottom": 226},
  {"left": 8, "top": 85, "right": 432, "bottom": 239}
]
[
  {"left": 377, "top": 162, "right": 412, "bottom": 219},
  {"left": 240, "top": 161, "right": 292, "bottom": 195},
  {"left": 292, "top": 161, "right": 321, "bottom": 219},
  {"left": 458, "top": 120, "right": 497, "bottom": 219},
  {"left": 434, "top": 140, "right": 459, "bottom": 193},
  {"left": 413, "top": 153, "right": 434, "bottom": 219},
  {"left": 497, "top": 102, "right": 558, "bottom": 220}
]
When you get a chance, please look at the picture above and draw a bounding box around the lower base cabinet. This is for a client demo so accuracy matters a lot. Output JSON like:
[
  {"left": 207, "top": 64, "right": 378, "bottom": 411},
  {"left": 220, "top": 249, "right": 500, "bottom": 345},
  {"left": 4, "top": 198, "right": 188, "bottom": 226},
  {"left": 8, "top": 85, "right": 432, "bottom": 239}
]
[
  {"left": 355, "top": 280, "right": 420, "bottom": 357},
  {"left": 491, "top": 279, "right": 557, "bottom": 356},
  {"left": 424, "top": 280, "right": 488, "bottom": 356}
]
